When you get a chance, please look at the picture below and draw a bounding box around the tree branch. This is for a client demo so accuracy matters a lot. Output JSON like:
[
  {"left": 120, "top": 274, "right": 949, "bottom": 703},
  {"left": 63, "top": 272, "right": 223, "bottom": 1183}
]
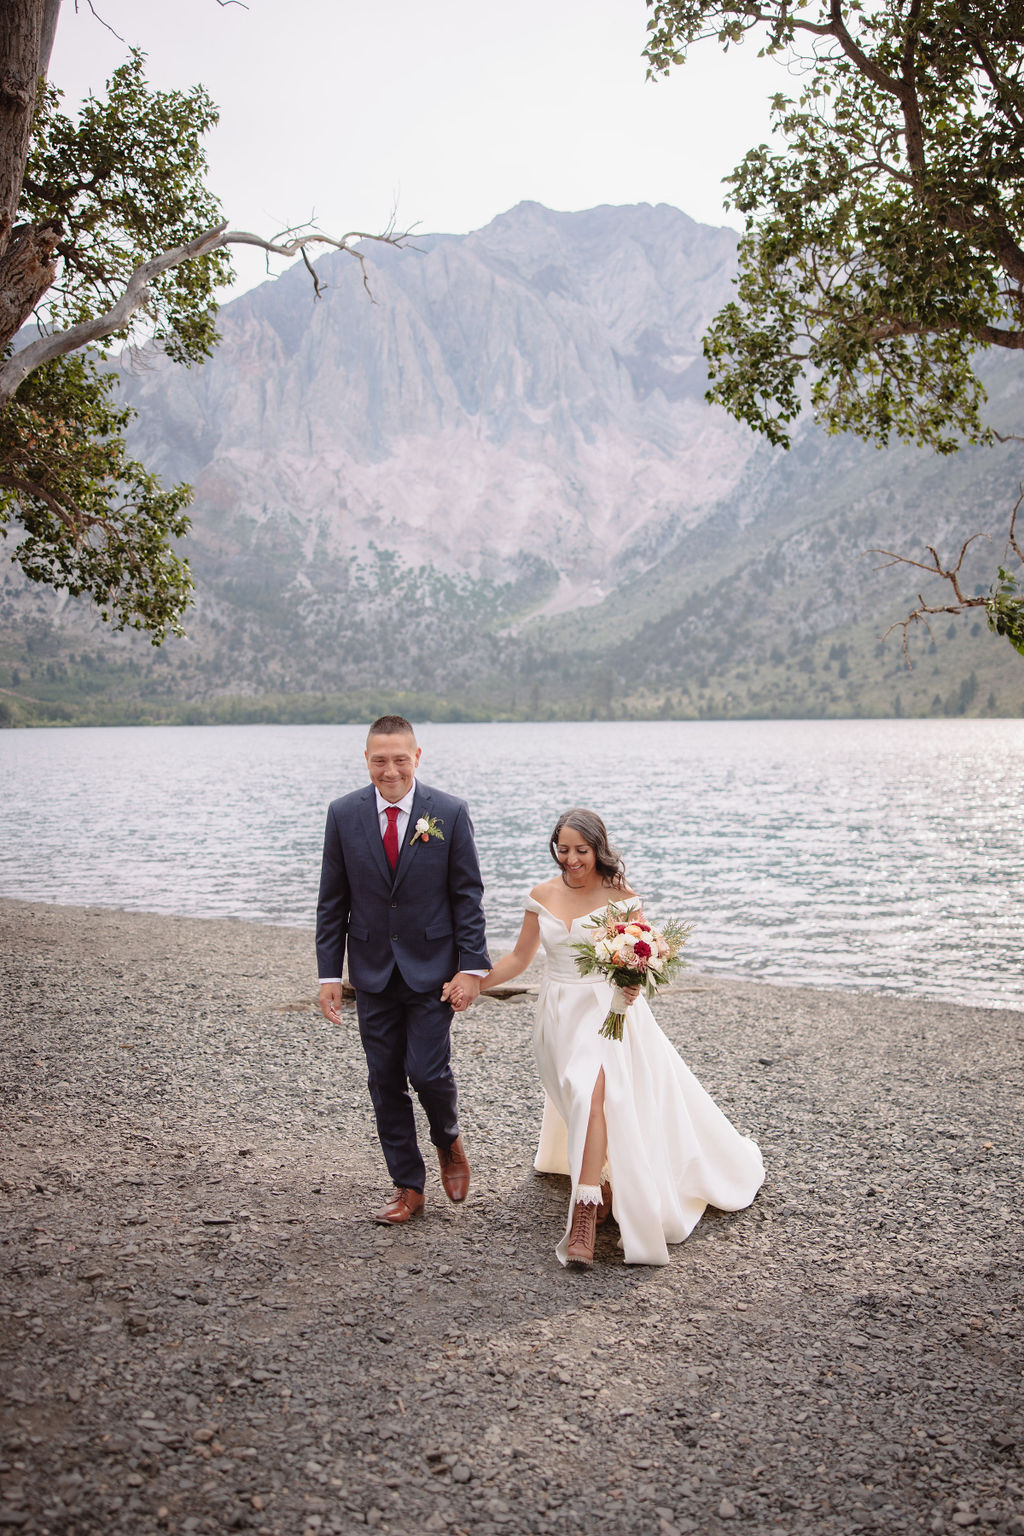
[
  {"left": 747, "top": 2, "right": 832, "bottom": 38},
  {"left": 861, "top": 314, "right": 1024, "bottom": 349},
  {"left": 826, "top": 0, "right": 908, "bottom": 102},
  {"left": 870, "top": 495, "right": 1024, "bottom": 662},
  {"left": 896, "top": 0, "right": 928, "bottom": 194},
  {"left": 963, "top": 26, "right": 1024, "bottom": 134},
  {"left": 870, "top": 532, "right": 989, "bottom": 607},
  {"left": 0, "top": 469, "right": 82, "bottom": 535},
  {"left": 934, "top": 202, "right": 1024, "bottom": 289},
  {"left": 1007, "top": 488, "right": 1023, "bottom": 565},
  {"left": 0, "top": 217, "right": 415, "bottom": 406},
  {"left": 74, "top": 2, "right": 126, "bottom": 43}
]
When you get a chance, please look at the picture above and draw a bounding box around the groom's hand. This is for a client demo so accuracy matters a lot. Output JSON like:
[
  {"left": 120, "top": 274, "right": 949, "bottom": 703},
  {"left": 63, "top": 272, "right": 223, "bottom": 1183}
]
[
  {"left": 443, "top": 972, "right": 482, "bottom": 1012},
  {"left": 319, "top": 982, "right": 344, "bottom": 1026}
]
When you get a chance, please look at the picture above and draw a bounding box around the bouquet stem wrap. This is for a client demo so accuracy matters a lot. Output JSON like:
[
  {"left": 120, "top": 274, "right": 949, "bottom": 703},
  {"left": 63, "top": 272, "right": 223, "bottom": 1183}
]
[{"left": 601, "top": 986, "right": 631, "bottom": 1042}]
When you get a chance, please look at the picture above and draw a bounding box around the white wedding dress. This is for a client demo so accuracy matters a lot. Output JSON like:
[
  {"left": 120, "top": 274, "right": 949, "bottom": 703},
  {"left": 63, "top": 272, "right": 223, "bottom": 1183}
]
[{"left": 527, "top": 896, "right": 765, "bottom": 1266}]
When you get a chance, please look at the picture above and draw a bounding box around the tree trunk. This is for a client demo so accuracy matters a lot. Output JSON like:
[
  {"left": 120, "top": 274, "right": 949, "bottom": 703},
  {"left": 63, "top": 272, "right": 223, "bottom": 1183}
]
[
  {"left": 0, "top": 217, "right": 59, "bottom": 345},
  {"left": 0, "top": 0, "right": 60, "bottom": 349}
]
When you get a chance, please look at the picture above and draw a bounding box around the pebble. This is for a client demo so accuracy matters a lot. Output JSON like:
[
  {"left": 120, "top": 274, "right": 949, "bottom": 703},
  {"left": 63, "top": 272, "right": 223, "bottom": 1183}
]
[{"left": 1, "top": 899, "right": 1021, "bottom": 1536}]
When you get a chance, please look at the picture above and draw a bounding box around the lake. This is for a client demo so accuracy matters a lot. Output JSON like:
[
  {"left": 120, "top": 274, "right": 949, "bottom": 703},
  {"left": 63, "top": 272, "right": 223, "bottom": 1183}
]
[{"left": 1, "top": 719, "right": 1021, "bottom": 1010}]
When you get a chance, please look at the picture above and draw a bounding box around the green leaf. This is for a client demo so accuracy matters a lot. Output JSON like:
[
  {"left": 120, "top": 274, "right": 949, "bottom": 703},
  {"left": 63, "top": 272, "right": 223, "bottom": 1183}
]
[
  {"left": 0, "top": 352, "right": 193, "bottom": 641},
  {"left": 0, "top": 48, "right": 237, "bottom": 637},
  {"left": 644, "top": 1, "right": 1024, "bottom": 454}
]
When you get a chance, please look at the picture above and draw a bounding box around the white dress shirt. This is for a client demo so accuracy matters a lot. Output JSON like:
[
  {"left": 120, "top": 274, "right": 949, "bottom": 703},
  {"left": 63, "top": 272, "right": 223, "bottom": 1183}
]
[{"left": 375, "top": 782, "right": 416, "bottom": 845}]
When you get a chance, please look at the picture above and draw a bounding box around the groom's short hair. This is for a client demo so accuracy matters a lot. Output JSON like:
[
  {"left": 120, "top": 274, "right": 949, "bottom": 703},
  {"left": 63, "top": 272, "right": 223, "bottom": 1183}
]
[{"left": 367, "top": 713, "right": 416, "bottom": 743}]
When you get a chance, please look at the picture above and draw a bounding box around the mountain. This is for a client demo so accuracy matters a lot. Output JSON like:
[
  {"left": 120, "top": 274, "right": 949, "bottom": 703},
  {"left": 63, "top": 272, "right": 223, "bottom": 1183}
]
[
  {"left": 124, "top": 201, "right": 754, "bottom": 596},
  {"left": 1, "top": 200, "right": 1022, "bottom": 725}
]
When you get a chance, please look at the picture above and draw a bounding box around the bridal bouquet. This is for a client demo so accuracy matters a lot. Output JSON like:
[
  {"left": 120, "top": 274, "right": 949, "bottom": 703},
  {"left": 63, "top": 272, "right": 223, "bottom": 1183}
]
[{"left": 573, "top": 901, "right": 692, "bottom": 1041}]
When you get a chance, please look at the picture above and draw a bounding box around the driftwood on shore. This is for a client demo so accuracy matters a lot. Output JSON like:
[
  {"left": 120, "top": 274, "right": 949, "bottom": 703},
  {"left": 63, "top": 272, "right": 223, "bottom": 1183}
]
[{"left": 0, "top": 898, "right": 1021, "bottom": 1536}]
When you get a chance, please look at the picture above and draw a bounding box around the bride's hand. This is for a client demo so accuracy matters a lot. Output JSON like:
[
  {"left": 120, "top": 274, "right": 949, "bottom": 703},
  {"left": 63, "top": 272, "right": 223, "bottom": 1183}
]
[{"left": 621, "top": 984, "right": 640, "bottom": 1006}]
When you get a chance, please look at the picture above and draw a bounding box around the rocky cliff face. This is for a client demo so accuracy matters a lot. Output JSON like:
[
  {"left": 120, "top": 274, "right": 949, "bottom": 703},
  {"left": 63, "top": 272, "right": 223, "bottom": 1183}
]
[{"left": 121, "top": 201, "right": 754, "bottom": 608}]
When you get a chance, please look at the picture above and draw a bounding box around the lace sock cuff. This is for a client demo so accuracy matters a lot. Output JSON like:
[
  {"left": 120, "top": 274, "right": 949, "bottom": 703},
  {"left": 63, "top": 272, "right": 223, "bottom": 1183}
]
[{"left": 576, "top": 1184, "right": 603, "bottom": 1207}]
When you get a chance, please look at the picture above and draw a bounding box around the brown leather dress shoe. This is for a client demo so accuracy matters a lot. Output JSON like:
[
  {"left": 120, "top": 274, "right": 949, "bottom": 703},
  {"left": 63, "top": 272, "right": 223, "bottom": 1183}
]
[
  {"left": 566, "top": 1199, "right": 597, "bottom": 1266},
  {"left": 436, "top": 1135, "right": 471, "bottom": 1202},
  {"left": 373, "top": 1187, "right": 425, "bottom": 1225}
]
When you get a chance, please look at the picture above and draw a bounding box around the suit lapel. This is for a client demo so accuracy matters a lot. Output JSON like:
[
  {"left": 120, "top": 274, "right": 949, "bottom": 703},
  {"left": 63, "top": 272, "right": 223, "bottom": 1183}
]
[
  {"left": 360, "top": 787, "right": 393, "bottom": 887},
  {"left": 392, "top": 786, "right": 430, "bottom": 895}
]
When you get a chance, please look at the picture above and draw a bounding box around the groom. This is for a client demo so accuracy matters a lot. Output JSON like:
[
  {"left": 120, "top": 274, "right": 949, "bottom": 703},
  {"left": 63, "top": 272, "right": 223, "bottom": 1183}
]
[{"left": 316, "top": 715, "right": 490, "bottom": 1224}]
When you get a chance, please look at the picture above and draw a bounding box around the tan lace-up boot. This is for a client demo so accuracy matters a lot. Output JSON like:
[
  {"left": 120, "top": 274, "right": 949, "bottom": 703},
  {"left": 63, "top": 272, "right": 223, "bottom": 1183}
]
[{"left": 566, "top": 1199, "right": 598, "bottom": 1266}]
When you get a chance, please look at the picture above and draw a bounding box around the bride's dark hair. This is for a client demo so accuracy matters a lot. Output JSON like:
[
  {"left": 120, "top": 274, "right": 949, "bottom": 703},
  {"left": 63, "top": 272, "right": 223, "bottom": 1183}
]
[{"left": 549, "top": 808, "right": 628, "bottom": 888}]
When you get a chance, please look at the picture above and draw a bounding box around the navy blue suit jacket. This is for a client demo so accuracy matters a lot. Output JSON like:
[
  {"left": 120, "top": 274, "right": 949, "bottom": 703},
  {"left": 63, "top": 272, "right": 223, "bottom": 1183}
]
[{"left": 315, "top": 781, "right": 490, "bottom": 994}]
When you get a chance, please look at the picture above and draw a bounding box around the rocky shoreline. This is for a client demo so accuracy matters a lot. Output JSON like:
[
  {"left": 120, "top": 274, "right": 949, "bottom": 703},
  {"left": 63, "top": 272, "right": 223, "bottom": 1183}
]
[{"left": 1, "top": 898, "right": 1021, "bottom": 1536}]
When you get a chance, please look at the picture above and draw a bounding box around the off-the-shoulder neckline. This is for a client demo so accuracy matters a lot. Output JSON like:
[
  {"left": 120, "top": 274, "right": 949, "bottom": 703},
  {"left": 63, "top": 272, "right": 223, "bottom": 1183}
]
[{"left": 527, "top": 897, "right": 613, "bottom": 935}]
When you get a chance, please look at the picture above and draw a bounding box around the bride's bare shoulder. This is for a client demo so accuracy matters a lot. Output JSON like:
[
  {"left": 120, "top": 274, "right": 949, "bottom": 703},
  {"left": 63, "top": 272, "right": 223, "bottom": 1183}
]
[
  {"left": 609, "top": 881, "right": 638, "bottom": 900},
  {"left": 529, "top": 877, "right": 561, "bottom": 901}
]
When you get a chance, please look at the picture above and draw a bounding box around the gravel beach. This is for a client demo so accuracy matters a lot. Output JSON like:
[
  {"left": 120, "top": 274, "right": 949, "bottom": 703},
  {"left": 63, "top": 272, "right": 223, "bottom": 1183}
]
[{"left": 1, "top": 898, "right": 1021, "bottom": 1536}]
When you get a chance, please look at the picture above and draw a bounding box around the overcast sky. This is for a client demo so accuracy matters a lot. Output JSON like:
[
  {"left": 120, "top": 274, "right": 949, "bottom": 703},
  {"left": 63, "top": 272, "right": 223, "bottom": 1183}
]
[{"left": 50, "top": 0, "right": 787, "bottom": 296}]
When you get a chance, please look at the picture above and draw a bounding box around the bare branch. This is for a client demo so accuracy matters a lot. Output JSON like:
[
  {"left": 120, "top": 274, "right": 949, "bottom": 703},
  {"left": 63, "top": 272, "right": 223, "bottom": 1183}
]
[
  {"left": 870, "top": 499, "right": 1024, "bottom": 663},
  {"left": 1008, "top": 488, "right": 1024, "bottom": 565},
  {"left": 0, "top": 222, "right": 228, "bottom": 404},
  {"left": 869, "top": 532, "right": 991, "bottom": 607},
  {"left": 74, "top": 1, "right": 126, "bottom": 43},
  {"left": 0, "top": 218, "right": 415, "bottom": 406},
  {"left": 878, "top": 598, "right": 983, "bottom": 665},
  {"left": 870, "top": 534, "right": 991, "bottom": 662},
  {"left": 298, "top": 242, "right": 323, "bottom": 297}
]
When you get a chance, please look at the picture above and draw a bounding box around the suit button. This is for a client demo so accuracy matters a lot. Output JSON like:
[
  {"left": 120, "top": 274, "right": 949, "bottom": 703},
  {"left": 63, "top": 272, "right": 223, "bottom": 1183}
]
[
  {"left": 391, "top": 901, "right": 398, "bottom": 909},
  {"left": 391, "top": 934, "right": 398, "bottom": 942}
]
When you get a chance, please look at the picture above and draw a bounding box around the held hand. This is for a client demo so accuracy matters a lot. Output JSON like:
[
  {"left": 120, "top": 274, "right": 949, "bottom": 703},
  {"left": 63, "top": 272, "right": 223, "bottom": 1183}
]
[
  {"left": 443, "top": 972, "right": 482, "bottom": 1013},
  {"left": 319, "top": 982, "right": 344, "bottom": 1026},
  {"left": 621, "top": 984, "right": 640, "bottom": 1006}
]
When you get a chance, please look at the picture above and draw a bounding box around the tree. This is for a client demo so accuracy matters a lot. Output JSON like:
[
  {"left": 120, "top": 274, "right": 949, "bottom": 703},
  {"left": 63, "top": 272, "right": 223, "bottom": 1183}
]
[
  {"left": 0, "top": 0, "right": 406, "bottom": 641},
  {"left": 645, "top": 0, "right": 1024, "bottom": 653}
]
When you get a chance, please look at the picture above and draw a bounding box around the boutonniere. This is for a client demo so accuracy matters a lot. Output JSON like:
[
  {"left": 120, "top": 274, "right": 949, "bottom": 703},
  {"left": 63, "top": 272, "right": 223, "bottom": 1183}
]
[{"left": 411, "top": 814, "right": 444, "bottom": 847}]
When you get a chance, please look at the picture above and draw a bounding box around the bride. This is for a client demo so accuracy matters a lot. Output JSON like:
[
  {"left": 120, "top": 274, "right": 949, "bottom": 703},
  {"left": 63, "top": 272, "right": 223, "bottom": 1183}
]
[{"left": 451, "top": 808, "right": 764, "bottom": 1267}]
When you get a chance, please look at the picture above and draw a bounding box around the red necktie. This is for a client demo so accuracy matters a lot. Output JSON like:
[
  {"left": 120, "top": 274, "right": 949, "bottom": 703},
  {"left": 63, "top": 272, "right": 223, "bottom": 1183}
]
[{"left": 383, "top": 805, "right": 400, "bottom": 870}]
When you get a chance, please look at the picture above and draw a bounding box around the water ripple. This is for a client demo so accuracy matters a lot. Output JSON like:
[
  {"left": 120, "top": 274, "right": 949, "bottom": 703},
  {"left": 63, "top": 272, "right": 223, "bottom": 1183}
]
[{"left": 1, "top": 719, "right": 1021, "bottom": 1010}]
